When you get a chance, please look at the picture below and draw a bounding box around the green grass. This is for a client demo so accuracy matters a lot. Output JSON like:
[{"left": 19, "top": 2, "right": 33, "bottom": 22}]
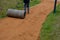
[
  {"left": 0, "top": 0, "right": 40, "bottom": 18},
  {"left": 40, "top": 4, "right": 60, "bottom": 40}
]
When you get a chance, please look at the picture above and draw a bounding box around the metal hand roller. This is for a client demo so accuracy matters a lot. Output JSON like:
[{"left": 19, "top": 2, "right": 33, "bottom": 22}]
[{"left": 7, "top": 9, "right": 26, "bottom": 19}]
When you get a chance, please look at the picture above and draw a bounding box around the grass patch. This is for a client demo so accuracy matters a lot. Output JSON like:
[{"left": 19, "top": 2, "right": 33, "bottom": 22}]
[
  {"left": 0, "top": 0, "right": 40, "bottom": 18},
  {"left": 40, "top": 4, "right": 60, "bottom": 40}
]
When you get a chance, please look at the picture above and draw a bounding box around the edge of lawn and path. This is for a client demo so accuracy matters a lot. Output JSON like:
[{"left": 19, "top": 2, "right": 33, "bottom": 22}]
[
  {"left": 40, "top": 4, "right": 60, "bottom": 40},
  {"left": 0, "top": 0, "right": 40, "bottom": 18}
]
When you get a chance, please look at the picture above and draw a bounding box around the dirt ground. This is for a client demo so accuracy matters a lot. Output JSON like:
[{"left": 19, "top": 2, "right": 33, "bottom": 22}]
[{"left": 0, "top": 0, "right": 54, "bottom": 40}]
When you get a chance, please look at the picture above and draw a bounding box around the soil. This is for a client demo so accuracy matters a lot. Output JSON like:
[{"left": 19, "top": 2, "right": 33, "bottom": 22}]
[{"left": 0, "top": 0, "right": 54, "bottom": 40}]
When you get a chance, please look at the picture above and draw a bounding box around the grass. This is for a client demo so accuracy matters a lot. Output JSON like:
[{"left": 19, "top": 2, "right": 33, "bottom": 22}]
[
  {"left": 0, "top": 0, "right": 40, "bottom": 18},
  {"left": 40, "top": 4, "right": 60, "bottom": 40}
]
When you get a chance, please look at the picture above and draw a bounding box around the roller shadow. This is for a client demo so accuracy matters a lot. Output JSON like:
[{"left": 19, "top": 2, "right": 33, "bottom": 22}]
[{"left": 7, "top": 16, "right": 25, "bottom": 19}]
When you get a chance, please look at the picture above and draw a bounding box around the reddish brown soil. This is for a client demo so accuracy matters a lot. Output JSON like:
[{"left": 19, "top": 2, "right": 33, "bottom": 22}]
[{"left": 0, "top": 0, "right": 54, "bottom": 40}]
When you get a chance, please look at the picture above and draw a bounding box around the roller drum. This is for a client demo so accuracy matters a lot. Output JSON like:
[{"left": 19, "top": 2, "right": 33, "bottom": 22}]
[{"left": 7, "top": 9, "right": 25, "bottom": 19}]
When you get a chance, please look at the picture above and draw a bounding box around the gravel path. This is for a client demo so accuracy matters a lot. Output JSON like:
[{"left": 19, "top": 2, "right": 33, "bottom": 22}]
[{"left": 0, "top": 0, "right": 54, "bottom": 40}]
